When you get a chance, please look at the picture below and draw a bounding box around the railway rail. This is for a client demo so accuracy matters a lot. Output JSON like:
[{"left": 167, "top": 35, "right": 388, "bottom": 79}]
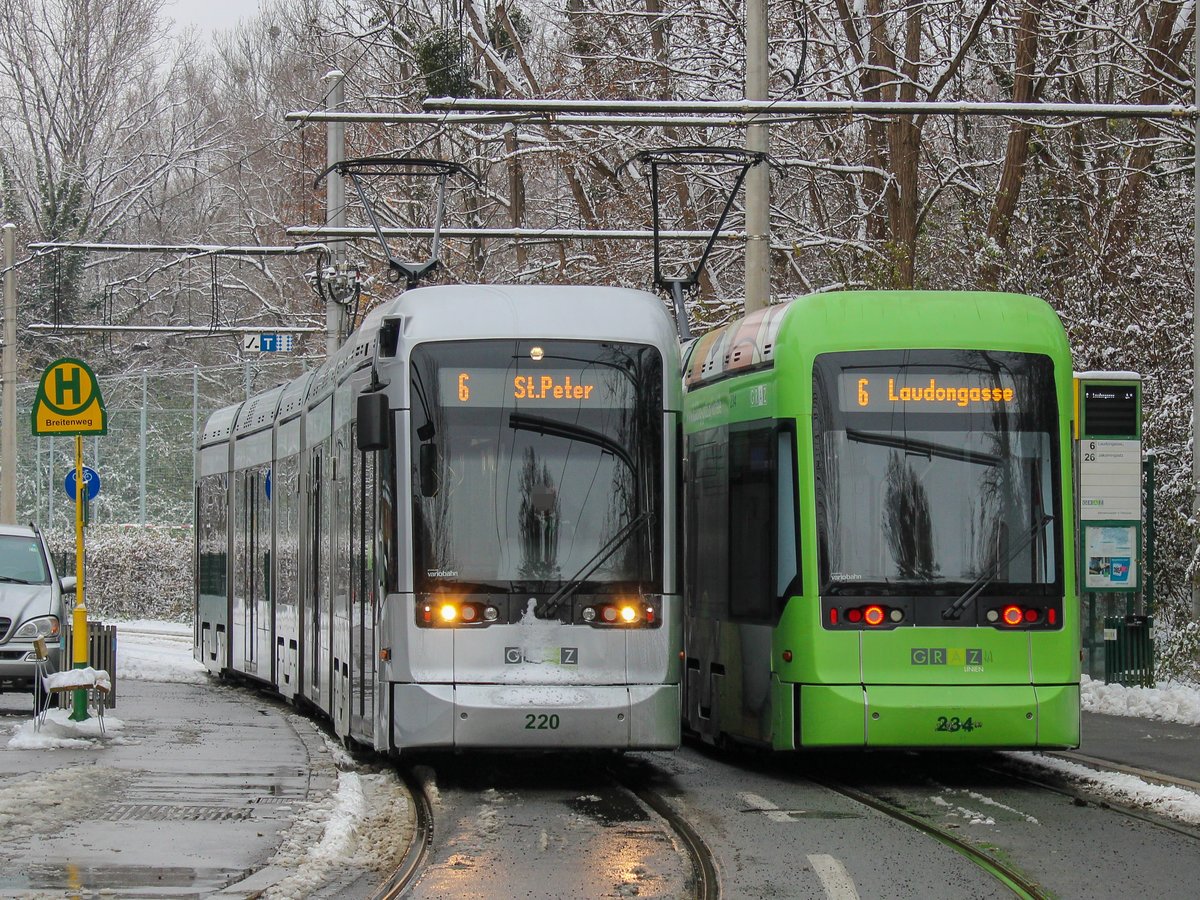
[
  {"left": 811, "top": 774, "right": 1050, "bottom": 900},
  {"left": 989, "top": 753, "right": 1200, "bottom": 843},
  {"left": 370, "top": 768, "right": 436, "bottom": 900},
  {"left": 610, "top": 758, "right": 721, "bottom": 900}
]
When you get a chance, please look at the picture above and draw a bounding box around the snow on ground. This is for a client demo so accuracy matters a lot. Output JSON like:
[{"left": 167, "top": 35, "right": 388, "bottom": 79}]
[
  {"left": 109, "top": 619, "right": 208, "bottom": 684},
  {"left": 2, "top": 619, "right": 411, "bottom": 898},
  {"left": 1009, "top": 752, "right": 1200, "bottom": 828},
  {"left": 1081, "top": 674, "right": 1200, "bottom": 726}
]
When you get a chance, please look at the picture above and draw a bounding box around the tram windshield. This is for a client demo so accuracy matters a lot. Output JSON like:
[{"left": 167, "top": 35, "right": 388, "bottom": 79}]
[
  {"left": 410, "top": 340, "right": 663, "bottom": 595},
  {"left": 812, "top": 350, "right": 1062, "bottom": 597}
]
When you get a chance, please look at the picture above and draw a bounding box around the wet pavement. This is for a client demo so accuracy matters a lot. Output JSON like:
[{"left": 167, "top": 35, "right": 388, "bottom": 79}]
[
  {"left": 0, "top": 678, "right": 334, "bottom": 898},
  {"left": 1, "top": 674, "right": 1197, "bottom": 898}
]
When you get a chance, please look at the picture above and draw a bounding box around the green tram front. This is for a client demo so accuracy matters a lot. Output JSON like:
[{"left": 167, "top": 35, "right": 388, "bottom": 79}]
[
  {"left": 397, "top": 319, "right": 681, "bottom": 750},
  {"left": 682, "top": 291, "right": 1079, "bottom": 750},
  {"left": 813, "top": 350, "right": 1062, "bottom": 629}
]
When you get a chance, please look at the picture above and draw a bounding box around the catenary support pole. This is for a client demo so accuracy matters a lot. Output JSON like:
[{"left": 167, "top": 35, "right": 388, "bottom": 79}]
[
  {"left": 324, "top": 70, "right": 346, "bottom": 356},
  {"left": 744, "top": 0, "right": 770, "bottom": 313},
  {"left": 2, "top": 223, "right": 17, "bottom": 523},
  {"left": 1193, "top": 41, "right": 1200, "bottom": 617}
]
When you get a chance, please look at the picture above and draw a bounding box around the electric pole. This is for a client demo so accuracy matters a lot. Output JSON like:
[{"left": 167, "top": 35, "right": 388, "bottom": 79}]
[
  {"left": 744, "top": 0, "right": 770, "bottom": 313},
  {"left": 2, "top": 223, "right": 17, "bottom": 524},
  {"left": 324, "top": 69, "right": 347, "bottom": 357}
]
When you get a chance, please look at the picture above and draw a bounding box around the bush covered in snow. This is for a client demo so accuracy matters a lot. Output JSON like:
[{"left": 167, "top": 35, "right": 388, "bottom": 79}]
[{"left": 47, "top": 525, "right": 193, "bottom": 623}]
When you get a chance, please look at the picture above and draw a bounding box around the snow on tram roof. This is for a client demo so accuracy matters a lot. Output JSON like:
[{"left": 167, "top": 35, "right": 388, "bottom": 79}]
[{"left": 374, "top": 284, "right": 678, "bottom": 348}]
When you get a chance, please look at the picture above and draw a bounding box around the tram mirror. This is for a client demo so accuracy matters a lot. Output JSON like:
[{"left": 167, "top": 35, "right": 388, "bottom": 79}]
[
  {"left": 419, "top": 443, "right": 439, "bottom": 497},
  {"left": 356, "top": 392, "right": 390, "bottom": 451}
]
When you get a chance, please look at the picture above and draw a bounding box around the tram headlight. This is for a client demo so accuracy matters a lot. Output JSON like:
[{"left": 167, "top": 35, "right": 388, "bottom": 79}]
[
  {"left": 585, "top": 599, "right": 659, "bottom": 628},
  {"left": 419, "top": 598, "right": 494, "bottom": 627}
]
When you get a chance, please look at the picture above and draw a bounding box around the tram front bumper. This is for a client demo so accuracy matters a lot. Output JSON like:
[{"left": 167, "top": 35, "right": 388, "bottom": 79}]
[
  {"left": 391, "top": 682, "right": 680, "bottom": 750},
  {"left": 796, "top": 682, "right": 1080, "bottom": 749}
]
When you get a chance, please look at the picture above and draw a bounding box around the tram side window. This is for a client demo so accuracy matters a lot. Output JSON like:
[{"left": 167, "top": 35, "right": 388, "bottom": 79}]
[
  {"left": 776, "top": 428, "right": 800, "bottom": 600},
  {"left": 378, "top": 415, "right": 398, "bottom": 594},
  {"left": 197, "top": 474, "right": 228, "bottom": 596},
  {"left": 275, "top": 454, "right": 300, "bottom": 610},
  {"left": 687, "top": 431, "right": 729, "bottom": 620},
  {"left": 728, "top": 427, "right": 775, "bottom": 621}
]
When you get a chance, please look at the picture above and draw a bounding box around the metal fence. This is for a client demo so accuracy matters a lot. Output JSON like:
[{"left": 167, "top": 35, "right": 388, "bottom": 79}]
[{"left": 4, "top": 356, "right": 314, "bottom": 528}]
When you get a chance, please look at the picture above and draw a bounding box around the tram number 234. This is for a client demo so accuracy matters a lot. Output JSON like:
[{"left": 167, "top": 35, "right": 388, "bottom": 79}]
[
  {"left": 935, "top": 716, "right": 981, "bottom": 733},
  {"left": 525, "top": 714, "right": 561, "bottom": 730}
]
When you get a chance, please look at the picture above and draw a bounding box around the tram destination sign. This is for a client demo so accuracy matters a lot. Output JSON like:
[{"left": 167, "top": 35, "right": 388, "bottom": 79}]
[
  {"left": 439, "top": 368, "right": 630, "bottom": 408},
  {"left": 839, "top": 371, "right": 1017, "bottom": 413}
]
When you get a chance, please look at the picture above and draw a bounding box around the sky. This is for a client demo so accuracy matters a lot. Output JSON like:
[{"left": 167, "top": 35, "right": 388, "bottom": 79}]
[{"left": 167, "top": 0, "right": 260, "bottom": 36}]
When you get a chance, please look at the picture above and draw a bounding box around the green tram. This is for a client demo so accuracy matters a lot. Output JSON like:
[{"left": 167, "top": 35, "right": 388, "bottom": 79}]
[{"left": 680, "top": 291, "right": 1080, "bottom": 749}]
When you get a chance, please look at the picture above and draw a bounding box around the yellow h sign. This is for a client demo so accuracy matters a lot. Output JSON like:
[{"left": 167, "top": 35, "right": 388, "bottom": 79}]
[{"left": 31, "top": 358, "right": 108, "bottom": 435}]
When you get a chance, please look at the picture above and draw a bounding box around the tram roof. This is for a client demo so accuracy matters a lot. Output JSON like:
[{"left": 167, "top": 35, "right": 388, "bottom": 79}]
[
  {"left": 684, "top": 291, "right": 1069, "bottom": 390},
  {"left": 374, "top": 284, "right": 680, "bottom": 349}
]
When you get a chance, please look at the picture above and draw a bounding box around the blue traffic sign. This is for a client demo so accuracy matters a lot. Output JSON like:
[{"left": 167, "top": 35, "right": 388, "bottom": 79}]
[{"left": 64, "top": 466, "right": 101, "bottom": 501}]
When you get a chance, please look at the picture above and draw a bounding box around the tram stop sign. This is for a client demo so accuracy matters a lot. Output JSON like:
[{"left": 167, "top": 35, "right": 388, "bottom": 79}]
[
  {"left": 31, "top": 358, "right": 108, "bottom": 436},
  {"left": 64, "top": 466, "right": 101, "bottom": 502}
]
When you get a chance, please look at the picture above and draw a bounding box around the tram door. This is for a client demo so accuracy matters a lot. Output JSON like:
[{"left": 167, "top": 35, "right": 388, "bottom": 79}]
[
  {"left": 233, "top": 468, "right": 260, "bottom": 675},
  {"left": 305, "top": 448, "right": 324, "bottom": 706},
  {"left": 349, "top": 438, "right": 377, "bottom": 741},
  {"left": 331, "top": 430, "right": 352, "bottom": 736}
]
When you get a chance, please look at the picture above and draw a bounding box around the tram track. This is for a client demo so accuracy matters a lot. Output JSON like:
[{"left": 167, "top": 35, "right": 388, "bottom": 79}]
[
  {"left": 609, "top": 759, "right": 721, "bottom": 900},
  {"left": 982, "top": 752, "right": 1200, "bottom": 844},
  {"left": 369, "top": 767, "right": 435, "bottom": 900},
  {"left": 810, "top": 774, "right": 1050, "bottom": 900}
]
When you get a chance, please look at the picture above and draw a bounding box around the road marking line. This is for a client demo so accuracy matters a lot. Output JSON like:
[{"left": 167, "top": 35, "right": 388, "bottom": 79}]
[
  {"left": 808, "top": 854, "right": 860, "bottom": 900},
  {"left": 737, "top": 791, "right": 795, "bottom": 823}
]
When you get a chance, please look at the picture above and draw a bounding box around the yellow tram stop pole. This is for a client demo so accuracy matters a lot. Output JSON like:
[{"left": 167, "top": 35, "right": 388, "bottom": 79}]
[
  {"left": 70, "top": 434, "right": 88, "bottom": 721},
  {"left": 29, "top": 358, "right": 107, "bottom": 723}
]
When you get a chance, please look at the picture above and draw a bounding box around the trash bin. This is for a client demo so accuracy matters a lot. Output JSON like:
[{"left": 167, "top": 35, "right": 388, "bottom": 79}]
[{"left": 1103, "top": 615, "right": 1154, "bottom": 688}]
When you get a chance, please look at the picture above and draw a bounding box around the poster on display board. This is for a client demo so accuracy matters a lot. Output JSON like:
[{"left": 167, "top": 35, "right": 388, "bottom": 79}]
[{"left": 1082, "top": 524, "right": 1140, "bottom": 592}]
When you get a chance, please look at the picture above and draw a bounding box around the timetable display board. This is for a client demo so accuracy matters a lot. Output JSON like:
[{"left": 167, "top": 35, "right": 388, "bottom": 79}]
[{"left": 1075, "top": 373, "right": 1142, "bottom": 593}]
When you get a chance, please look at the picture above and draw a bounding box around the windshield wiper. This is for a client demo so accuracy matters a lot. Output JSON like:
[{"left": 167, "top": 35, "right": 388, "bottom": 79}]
[
  {"left": 508, "top": 413, "right": 635, "bottom": 472},
  {"left": 942, "top": 513, "right": 1054, "bottom": 620},
  {"left": 846, "top": 429, "right": 1001, "bottom": 468},
  {"left": 0, "top": 575, "right": 32, "bottom": 584},
  {"left": 540, "top": 510, "right": 654, "bottom": 618}
]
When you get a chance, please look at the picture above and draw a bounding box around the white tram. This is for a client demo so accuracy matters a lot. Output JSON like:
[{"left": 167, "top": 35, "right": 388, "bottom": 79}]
[{"left": 195, "top": 285, "right": 682, "bottom": 751}]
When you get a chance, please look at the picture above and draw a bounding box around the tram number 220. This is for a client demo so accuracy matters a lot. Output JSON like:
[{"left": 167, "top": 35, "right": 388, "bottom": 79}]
[
  {"left": 525, "top": 714, "right": 561, "bottom": 730},
  {"left": 935, "top": 716, "right": 980, "bottom": 733}
]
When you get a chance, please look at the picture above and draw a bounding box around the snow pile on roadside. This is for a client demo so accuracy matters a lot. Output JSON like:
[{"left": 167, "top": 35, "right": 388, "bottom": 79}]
[
  {"left": 263, "top": 734, "right": 413, "bottom": 899},
  {"left": 1011, "top": 753, "right": 1200, "bottom": 828},
  {"left": 1081, "top": 675, "right": 1200, "bottom": 726},
  {"left": 6, "top": 709, "right": 127, "bottom": 750}
]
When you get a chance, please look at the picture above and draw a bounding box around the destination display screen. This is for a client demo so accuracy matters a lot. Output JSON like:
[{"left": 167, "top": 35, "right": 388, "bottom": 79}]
[
  {"left": 439, "top": 368, "right": 629, "bottom": 408},
  {"left": 839, "top": 371, "right": 1018, "bottom": 413}
]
